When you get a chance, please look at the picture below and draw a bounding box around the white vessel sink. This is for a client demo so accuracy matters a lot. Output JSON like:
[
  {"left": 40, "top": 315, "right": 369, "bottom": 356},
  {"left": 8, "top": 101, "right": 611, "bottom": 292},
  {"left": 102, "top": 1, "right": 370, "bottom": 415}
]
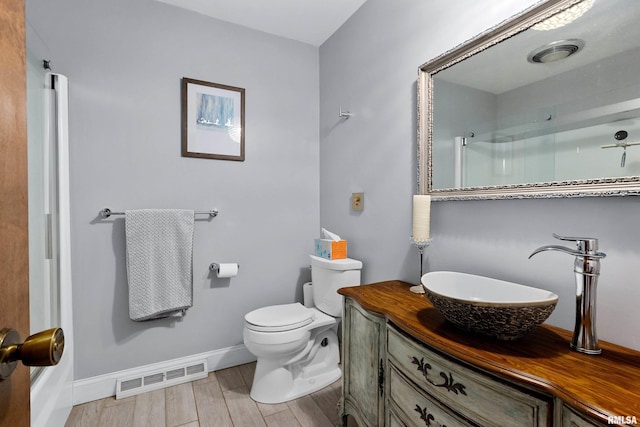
[{"left": 421, "top": 271, "right": 558, "bottom": 340}]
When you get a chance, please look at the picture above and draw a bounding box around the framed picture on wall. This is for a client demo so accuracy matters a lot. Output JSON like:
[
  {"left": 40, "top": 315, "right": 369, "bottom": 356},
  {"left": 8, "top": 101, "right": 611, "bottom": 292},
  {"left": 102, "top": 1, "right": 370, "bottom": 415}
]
[{"left": 182, "top": 77, "right": 245, "bottom": 161}]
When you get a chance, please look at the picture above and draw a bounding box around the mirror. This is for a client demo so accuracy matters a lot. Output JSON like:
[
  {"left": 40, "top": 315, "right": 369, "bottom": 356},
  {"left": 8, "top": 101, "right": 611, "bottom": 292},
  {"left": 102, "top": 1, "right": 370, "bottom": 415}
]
[{"left": 418, "top": 0, "right": 640, "bottom": 199}]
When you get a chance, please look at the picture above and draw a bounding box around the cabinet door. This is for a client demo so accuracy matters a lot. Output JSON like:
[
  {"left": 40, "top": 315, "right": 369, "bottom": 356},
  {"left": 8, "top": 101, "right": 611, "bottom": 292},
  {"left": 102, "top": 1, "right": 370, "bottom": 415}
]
[{"left": 342, "top": 298, "right": 386, "bottom": 426}]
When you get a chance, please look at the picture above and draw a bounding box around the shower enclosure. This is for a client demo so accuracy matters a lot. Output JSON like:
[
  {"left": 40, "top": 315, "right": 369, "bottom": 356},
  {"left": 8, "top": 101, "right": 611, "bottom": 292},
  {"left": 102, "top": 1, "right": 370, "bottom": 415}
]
[{"left": 26, "top": 28, "right": 74, "bottom": 426}]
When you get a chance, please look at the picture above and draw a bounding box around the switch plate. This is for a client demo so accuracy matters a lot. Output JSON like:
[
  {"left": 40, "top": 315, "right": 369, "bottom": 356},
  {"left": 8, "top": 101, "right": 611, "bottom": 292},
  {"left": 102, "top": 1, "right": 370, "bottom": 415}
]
[{"left": 351, "top": 193, "right": 364, "bottom": 211}]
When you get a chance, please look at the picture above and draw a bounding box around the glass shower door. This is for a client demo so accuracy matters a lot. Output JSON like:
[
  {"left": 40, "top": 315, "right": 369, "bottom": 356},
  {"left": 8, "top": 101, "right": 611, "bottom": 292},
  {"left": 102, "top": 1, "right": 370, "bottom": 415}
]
[
  {"left": 26, "top": 30, "right": 74, "bottom": 424},
  {"left": 27, "top": 48, "right": 60, "bottom": 382}
]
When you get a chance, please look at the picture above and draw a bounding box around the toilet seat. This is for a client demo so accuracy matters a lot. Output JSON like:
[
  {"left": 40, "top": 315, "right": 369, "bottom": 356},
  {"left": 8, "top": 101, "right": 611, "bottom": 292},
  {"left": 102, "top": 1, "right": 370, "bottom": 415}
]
[{"left": 245, "top": 303, "right": 314, "bottom": 332}]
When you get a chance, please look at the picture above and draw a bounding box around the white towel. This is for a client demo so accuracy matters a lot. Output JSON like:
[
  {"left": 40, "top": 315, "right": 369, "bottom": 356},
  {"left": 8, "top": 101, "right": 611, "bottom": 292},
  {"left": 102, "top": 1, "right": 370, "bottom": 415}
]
[{"left": 125, "top": 209, "right": 195, "bottom": 321}]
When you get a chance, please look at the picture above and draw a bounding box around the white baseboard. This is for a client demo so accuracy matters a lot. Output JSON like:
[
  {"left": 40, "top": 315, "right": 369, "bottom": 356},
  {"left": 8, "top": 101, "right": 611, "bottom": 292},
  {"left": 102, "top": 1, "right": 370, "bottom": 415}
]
[{"left": 72, "top": 344, "right": 256, "bottom": 405}]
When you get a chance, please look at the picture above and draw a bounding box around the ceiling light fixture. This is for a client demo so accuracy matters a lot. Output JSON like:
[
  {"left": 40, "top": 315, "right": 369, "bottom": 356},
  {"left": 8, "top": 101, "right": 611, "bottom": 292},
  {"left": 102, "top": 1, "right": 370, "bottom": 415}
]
[
  {"left": 527, "top": 39, "right": 585, "bottom": 64},
  {"left": 532, "top": 0, "right": 595, "bottom": 31}
]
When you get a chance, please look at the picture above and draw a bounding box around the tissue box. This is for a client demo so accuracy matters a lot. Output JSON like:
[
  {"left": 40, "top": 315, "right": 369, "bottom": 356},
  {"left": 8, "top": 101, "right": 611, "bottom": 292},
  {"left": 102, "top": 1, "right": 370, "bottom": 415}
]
[{"left": 314, "top": 239, "right": 347, "bottom": 259}]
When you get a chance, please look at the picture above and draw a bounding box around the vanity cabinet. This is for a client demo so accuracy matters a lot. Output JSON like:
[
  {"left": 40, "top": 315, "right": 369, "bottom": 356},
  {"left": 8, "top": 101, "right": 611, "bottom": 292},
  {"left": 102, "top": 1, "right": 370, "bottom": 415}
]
[{"left": 338, "top": 281, "right": 640, "bottom": 427}]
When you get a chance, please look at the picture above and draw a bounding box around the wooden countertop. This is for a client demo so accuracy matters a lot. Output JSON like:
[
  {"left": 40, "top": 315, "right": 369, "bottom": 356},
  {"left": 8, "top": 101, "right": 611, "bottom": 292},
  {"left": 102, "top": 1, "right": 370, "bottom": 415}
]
[{"left": 338, "top": 280, "right": 640, "bottom": 423}]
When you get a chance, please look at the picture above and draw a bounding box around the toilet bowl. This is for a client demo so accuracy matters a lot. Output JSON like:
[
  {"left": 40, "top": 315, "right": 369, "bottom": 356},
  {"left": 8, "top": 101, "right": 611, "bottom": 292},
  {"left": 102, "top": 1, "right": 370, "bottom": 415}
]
[{"left": 243, "top": 255, "right": 362, "bottom": 404}]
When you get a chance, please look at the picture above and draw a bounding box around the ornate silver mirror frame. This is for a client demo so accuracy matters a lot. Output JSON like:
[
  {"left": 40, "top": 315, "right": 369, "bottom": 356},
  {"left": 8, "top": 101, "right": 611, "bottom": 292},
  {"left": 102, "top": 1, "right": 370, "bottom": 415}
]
[{"left": 418, "top": 0, "right": 640, "bottom": 199}]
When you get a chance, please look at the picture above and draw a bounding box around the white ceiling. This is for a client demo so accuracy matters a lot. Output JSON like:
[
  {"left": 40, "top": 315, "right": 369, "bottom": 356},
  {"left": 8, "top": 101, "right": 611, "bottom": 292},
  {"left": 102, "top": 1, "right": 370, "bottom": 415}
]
[{"left": 154, "top": 0, "right": 368, "bottom": 46}]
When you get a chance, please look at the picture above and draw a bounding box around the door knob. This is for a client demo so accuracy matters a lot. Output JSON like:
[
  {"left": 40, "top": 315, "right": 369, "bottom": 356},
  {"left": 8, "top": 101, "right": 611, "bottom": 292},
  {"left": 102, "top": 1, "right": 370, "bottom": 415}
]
[{"left": 0, "top": 327, "right": 64, "bottom": 380}]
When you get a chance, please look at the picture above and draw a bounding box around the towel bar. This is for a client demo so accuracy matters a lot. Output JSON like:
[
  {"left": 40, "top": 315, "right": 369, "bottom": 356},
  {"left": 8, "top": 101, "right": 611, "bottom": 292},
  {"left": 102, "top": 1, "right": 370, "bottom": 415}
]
[{"left": 99, "top": 208, "right": 219, "bottom": 219}]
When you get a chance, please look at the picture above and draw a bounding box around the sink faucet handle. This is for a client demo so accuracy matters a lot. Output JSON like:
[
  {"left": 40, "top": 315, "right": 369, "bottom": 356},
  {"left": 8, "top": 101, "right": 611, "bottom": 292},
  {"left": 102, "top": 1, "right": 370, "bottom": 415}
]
[
  {"left": 552, "top": 233, "right": 597, "bottom": 243},
  {"left": 553, "top": 233, "right": 598, "bottom": 252},
  {"left": 552, "top": 233, "right": 600, "bottom": 253}
]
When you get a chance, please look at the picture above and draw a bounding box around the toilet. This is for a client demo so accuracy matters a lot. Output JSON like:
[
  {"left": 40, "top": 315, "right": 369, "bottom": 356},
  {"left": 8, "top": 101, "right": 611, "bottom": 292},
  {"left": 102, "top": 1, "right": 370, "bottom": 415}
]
[{"left": 243, "top": 255, "right": 363, "bottom": 404}]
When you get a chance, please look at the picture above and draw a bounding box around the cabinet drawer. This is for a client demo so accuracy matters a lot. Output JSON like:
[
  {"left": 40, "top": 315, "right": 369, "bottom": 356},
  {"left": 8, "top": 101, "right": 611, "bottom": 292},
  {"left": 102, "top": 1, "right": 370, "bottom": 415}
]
[
  {"left": 389, "top": 366, "right": 475, "bottom": 427},
  {"left": 388, "top": 407, "right": 408, "bottom": 427},
  {"left": 561, "top": 406, "right": 607, "bottom": 427},
  {"left": 388, "top": 326, "right": 551, "bottom": 427}
]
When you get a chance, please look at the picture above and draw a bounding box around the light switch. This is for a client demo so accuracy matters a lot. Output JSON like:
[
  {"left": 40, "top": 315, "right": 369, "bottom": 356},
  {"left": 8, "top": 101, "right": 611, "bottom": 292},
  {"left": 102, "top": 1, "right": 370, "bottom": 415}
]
[{"left": 351, "top": 193, "right": 364, "bottom": 211}]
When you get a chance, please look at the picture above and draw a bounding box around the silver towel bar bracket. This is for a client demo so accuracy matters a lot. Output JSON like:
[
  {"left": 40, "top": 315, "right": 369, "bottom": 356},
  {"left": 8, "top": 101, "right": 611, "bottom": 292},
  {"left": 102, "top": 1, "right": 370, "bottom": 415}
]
[{"left": 99, "top": 208, "right": 219, "bottom": 219}]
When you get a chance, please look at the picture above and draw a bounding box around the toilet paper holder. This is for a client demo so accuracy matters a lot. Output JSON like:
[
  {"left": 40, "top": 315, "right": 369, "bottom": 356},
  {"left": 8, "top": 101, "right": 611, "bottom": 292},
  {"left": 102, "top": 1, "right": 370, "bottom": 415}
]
[{"left": 209, "top": 263, "right": 240, "bottom": 272}]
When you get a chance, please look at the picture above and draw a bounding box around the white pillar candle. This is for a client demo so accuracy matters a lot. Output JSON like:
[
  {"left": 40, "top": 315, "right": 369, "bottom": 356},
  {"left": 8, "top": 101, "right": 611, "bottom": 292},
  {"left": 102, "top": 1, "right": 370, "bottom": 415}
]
[{"left": 412, "top": 195, "right": 431, "bottom": 242}]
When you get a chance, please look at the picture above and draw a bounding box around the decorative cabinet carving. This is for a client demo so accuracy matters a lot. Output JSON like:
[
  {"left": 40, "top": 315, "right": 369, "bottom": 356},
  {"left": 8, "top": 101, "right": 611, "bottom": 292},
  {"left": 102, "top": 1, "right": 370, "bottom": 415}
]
[
  {"left": 342, "top": 298, "right": 386, "bottom": 427},
  {"left": 338, "top": 281, "right": 640, "bottom": 427}
]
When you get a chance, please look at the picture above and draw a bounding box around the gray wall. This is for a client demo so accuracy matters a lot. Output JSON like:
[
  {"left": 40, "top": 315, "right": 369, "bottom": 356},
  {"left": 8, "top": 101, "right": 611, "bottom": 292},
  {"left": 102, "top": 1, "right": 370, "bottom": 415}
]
[
  {"left": 29, "top": 0, "right": 640, "bottom": 383},
  {"left": 28, "top": 0, "right": 320, "bottom": 379},
  {"left": 320, "top": 0, "right": 640, "bottom": 351}
]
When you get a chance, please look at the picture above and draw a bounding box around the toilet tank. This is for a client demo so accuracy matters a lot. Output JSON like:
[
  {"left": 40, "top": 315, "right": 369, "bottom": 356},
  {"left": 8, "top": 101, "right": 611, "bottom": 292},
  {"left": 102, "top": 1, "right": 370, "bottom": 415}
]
[{"left": 310, "top": 255, "right": 362, "bottom": 317}]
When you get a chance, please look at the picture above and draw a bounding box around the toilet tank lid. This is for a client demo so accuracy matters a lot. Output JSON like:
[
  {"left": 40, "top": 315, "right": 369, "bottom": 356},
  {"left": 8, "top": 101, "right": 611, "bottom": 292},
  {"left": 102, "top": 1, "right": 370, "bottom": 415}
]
[{"left": 309, "top": 255, "right": 363, "bottom": 271}]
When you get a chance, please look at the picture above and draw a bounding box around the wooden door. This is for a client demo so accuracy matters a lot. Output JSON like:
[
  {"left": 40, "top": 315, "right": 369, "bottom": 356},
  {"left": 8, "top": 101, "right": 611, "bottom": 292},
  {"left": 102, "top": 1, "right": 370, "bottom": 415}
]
[{"left": 0, "top": 0, "right": 31, "bottom": 426}]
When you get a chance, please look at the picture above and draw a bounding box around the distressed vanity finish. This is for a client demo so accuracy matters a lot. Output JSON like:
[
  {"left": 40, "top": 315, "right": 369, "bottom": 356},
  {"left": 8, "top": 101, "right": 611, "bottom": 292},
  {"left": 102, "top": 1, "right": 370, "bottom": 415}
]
[{"left": 339, "top": 281, "right": 640, "bottom": 426}]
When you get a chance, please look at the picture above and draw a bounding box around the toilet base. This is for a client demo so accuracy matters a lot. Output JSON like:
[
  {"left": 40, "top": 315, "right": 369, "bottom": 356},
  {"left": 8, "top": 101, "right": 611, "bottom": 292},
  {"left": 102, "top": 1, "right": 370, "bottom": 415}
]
[
  {"left": 250, "top": 365, "right": 341, "bottom": 404},
  {"left": 249, "top": 329, "right": 341, "bottom": 404}
]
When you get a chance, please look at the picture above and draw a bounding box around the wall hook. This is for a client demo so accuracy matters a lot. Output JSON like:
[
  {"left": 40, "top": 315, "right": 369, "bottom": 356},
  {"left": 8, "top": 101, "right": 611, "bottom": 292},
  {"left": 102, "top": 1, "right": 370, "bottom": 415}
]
[{"left": 338, "top": 106, "right": 352, "bottom": 119}]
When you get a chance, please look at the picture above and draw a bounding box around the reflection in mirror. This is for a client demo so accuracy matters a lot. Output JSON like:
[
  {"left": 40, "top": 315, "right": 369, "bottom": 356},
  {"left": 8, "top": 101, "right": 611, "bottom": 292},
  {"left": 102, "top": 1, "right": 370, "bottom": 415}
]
[{"left": 419, "top": 0, "right": 640, "bottom": 199}]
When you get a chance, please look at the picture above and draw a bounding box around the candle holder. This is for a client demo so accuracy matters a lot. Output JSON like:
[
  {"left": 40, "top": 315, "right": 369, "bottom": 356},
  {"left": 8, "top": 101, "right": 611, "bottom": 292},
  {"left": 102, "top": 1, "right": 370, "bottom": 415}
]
[{"left": 410, "top": 238, "right": 432, "bottom": 293}]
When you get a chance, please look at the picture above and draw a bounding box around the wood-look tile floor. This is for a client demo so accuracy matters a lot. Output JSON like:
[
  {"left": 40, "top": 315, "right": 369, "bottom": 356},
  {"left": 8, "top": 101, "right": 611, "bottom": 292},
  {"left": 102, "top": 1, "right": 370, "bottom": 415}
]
[{"left": 64, "top": 362, "right": 342, "bottom": 427}]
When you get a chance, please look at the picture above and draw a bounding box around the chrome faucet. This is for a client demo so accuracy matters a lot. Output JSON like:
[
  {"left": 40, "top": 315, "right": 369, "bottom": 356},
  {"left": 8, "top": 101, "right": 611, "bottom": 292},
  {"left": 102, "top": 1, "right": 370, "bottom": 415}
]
[{"left": 529, "top": 234, "right": 606, "bottom": 355}]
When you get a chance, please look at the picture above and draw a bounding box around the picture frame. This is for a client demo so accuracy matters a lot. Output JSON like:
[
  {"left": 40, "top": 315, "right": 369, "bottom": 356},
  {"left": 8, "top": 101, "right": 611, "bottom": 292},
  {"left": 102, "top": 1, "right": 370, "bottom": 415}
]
[{"left": 182, "top": 77, "right": 245, "bottom": 161}]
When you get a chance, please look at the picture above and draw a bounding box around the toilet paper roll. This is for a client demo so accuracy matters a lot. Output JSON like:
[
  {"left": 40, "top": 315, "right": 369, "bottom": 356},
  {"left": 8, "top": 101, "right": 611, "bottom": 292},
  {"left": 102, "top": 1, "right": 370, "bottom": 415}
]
[
  {"left": 303, "top": 282, "right": 314, "bottom": 307},
  {"left": 216, "top": 263, "right": 239, "bottom": 278}
]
